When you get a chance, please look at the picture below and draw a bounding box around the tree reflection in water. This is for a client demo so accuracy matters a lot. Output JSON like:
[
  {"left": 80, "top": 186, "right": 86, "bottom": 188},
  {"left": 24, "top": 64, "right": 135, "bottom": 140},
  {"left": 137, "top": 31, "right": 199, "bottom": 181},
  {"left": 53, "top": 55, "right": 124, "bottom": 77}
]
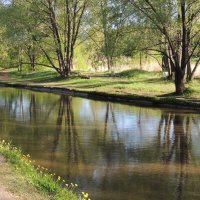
[
  {"left": 52, "top": 95, "right": 85, "bottom": 176},
  {"left": 158, "top": 112, "right": 195, "bottom": 200}
]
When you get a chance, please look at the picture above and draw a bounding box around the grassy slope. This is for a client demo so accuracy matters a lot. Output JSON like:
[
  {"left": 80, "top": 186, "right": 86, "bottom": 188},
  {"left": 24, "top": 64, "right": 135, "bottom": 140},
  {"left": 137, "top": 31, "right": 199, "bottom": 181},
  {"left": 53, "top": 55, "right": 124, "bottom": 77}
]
[
  {"left": 8, "top": 69, "right": 200, "bottom": 99},
  {"left": 0, "top": 141, "right": 82, "bottom": 200}
]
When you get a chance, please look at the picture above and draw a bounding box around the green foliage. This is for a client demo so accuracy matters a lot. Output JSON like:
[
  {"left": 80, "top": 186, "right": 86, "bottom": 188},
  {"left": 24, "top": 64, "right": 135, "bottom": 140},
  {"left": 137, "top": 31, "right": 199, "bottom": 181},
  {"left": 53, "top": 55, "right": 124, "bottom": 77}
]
[{"left": 0, "top": 0, "right": 199, "bottom": 94}]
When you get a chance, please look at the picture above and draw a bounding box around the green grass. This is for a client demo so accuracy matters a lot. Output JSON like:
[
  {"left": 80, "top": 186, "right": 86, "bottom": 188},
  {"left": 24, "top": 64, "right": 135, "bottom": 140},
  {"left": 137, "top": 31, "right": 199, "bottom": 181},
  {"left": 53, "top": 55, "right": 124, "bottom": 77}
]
[
  {"left": 3, "top": 68, "right": 200, "bottom": 99},
  {"left": 116, "top": 69, "right": 154, "bottom": 78},
  {"left": 0, "top": 140, "right": 89, "bottom": 200}
]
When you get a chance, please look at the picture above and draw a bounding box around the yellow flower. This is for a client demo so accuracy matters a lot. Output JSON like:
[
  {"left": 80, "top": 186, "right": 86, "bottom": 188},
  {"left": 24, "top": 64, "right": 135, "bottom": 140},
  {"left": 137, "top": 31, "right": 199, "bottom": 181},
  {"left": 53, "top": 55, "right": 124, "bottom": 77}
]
[
  {"left": 84, "top": 193, "right": 89, "bottom": 198},
  {"left": 57, "top": 176, "right": 61, "bottom": 181}
]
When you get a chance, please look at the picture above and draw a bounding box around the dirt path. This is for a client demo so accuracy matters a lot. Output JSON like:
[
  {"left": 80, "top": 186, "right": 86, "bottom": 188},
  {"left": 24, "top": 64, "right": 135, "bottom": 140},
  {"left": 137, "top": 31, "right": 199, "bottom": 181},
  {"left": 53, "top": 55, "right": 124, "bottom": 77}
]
[
  {"left": 0, "top": 156, "right": 18, "bottom": 200},
  {"left": 0, "top": 154, "right": 50, "bottom": 200},
  {"left": 0, "top": 186, "right": 18, "bottom": 200}
]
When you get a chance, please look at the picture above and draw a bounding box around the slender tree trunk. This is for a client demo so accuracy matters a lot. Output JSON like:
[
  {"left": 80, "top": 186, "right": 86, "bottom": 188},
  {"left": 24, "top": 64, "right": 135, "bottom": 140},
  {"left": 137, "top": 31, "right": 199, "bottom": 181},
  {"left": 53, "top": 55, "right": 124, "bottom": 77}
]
[
  {"left": 140, "top": 52, "right": 142, "bottom": 70},
  {"left": 175, "top": 68, "right": 185, "bottom": 94},
  {"left": 186, "top": 61, "right": 191, "bottom": 80}
]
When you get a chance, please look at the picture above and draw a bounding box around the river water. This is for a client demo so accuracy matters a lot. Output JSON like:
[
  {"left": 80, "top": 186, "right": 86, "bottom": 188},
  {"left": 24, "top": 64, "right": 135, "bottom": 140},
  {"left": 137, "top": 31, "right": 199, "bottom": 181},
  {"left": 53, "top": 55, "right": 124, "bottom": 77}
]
[{"left": 0, "top": 87, "right": 200, "bottom": 200}]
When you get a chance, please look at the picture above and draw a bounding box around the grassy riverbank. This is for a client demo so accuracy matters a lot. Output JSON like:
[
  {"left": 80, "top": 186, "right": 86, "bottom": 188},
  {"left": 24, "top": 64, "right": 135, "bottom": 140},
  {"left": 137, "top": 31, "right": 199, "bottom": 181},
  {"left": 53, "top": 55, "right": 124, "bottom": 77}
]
[
  {"left": 1, "top": 68, "right": 200, "bottom": 109},
  {"left": 8, "top": 69, "right": 200, "bottom": 98},
  {"left": 0, "top": 140, "right": 87, "bottom": 200}
]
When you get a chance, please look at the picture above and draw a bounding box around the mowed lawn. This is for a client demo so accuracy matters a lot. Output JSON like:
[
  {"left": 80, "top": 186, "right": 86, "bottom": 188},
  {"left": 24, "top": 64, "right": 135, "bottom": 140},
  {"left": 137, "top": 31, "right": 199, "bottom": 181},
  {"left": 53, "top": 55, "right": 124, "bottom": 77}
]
[{"left": 6, "top": 69, "right": 200, "bottom": 99}]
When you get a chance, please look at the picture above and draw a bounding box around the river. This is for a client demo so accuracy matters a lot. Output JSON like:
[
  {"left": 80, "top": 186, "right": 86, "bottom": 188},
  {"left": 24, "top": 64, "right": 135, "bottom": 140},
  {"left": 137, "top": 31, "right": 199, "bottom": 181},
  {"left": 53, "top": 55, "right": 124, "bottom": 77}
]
[{"left": 0, "top": 86, "right": 200, "bottom": 200}]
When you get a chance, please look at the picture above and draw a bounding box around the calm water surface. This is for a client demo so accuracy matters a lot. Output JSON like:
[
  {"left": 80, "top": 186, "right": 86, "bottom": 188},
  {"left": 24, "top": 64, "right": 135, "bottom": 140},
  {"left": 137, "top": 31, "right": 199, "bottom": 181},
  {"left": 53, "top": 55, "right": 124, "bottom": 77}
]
[{"left": 0, "top": 87, "right": 200, "bottom": 200}]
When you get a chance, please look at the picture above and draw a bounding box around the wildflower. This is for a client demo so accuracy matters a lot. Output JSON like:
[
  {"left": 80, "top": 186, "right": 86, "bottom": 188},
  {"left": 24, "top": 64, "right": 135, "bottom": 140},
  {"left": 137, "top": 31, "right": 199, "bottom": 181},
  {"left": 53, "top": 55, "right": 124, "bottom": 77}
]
[
  {"left": 84, "top": 193, "right": 89, "bottom": 198},
  {"left": 57, "top": 176, "right": 61, "bottom": 181}
]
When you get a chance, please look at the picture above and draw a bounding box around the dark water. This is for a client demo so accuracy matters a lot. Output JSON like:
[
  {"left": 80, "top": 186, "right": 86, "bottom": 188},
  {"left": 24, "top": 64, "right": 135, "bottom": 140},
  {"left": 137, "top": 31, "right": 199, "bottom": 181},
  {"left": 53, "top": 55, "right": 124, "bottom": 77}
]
[{"left": 0, "top": 87, "right": 200, "bottom": 200}]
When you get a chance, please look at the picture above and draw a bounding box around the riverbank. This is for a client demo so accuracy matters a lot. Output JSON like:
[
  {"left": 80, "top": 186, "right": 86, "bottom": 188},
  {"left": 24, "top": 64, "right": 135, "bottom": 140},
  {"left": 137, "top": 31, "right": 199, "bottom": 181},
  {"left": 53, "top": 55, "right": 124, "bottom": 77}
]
[
  {"left": 0, "top": 69, "right": 200, "bottom": 111},
  {"left": 0, "top": 140, "right": 82, "bottom": 200}
]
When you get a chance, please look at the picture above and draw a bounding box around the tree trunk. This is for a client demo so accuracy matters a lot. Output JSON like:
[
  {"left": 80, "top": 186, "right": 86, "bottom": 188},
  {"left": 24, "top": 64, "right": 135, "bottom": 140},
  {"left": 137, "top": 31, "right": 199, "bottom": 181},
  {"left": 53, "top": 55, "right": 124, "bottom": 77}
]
[
  {"left": 186, "top": 61, "right": 191, "bottom": 81},
  {"left": 140, "top": 52, "right": 142, "bottom": 70},
  {"left": 175, "top": 69, "right": 185, "bottom": 94},
  {"left": 107, "top": 56, "right": 111, "bottom": 71}
]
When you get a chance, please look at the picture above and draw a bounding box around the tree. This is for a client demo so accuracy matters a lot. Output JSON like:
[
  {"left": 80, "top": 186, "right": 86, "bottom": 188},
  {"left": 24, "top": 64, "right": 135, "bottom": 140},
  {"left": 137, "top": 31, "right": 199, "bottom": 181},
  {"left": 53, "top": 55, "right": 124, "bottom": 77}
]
[
  {"left": 29, "top": 0, "right": 88, "bottom": 77},
  {"left": 85, "top": 0, "right": 131, "bottom": 71},
  {"left": 129, "top": 0, "right": 200, "bottom": 94}
]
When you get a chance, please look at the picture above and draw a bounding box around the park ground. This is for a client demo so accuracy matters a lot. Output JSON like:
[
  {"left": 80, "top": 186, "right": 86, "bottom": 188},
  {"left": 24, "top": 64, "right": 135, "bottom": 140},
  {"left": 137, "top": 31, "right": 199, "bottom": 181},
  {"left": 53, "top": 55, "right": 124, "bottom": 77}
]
[
  {"left": 0, "top": 155, "right": 50, "bottom": 200},
  {"left": 0, "top": 68, "right": 200, "bottom": 108}
]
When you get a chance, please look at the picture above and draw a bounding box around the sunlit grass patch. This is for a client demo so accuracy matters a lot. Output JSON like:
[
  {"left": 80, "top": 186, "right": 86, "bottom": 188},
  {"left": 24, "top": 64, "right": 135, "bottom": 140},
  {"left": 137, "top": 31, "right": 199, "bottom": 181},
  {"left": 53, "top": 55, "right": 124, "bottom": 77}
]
[
  {"left": 5, "top": 68, "right": 200, "bottom": 99},
  {"left": 116, "top": 69, "right": 159, "bottom": 79}
]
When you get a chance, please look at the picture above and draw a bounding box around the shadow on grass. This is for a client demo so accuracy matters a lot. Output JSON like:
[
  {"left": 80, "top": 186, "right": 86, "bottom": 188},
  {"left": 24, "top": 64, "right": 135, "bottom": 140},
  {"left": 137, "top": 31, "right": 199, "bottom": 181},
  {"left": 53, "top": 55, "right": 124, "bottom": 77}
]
[
  {"left": 14, "top": 71, "right": 62, "bottom": 83},
  {"left": 158, "top": 92, "right": 177, "bottom": 97},
  {"left": 64, "top": 79, "right": 130, "bottom": 89}
]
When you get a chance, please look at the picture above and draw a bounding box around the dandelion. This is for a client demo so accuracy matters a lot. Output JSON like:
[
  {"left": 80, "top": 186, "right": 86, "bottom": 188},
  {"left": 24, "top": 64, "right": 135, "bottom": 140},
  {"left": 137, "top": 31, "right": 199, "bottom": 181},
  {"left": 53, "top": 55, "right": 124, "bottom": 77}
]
[{"left": 84, "top": 193, "right": 89, "bottom": 198}]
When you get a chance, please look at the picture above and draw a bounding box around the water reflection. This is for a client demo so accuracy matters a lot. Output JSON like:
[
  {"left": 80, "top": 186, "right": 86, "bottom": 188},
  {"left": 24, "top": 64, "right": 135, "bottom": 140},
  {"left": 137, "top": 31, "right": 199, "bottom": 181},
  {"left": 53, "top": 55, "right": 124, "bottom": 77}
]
[
  {"left": 157, "top": 113, "right": 193, "bottom": 200},
  {"left": 0, "top": 87, "right": 200, "bottom": 200}
]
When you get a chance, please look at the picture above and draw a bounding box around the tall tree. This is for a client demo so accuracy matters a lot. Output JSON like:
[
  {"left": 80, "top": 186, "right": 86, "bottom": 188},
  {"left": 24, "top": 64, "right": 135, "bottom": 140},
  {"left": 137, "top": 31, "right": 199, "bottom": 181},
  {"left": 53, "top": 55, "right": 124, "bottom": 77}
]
[
  {"left": 30, "top": 0, "right": 88, "bottom": 77},
  {"left": 129, "top": 0, "right": 200, "bottom": 94}
]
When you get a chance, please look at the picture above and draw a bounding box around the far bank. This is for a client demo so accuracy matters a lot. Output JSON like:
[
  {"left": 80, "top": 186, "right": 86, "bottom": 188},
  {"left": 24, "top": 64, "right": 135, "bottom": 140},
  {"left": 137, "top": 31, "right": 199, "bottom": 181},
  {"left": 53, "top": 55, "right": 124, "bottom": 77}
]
[{"left": 0, "top": 69, "right": 200, "bottom": 111}]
